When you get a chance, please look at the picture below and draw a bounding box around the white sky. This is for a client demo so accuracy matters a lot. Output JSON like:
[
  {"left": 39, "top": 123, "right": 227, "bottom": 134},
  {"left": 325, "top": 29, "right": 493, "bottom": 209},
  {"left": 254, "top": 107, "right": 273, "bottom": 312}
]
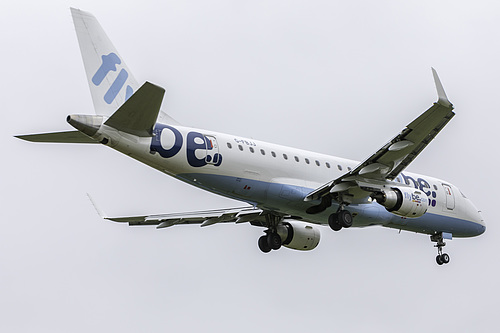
[{"left": 2, "top": 1, "right": 499, "bottom": 332}]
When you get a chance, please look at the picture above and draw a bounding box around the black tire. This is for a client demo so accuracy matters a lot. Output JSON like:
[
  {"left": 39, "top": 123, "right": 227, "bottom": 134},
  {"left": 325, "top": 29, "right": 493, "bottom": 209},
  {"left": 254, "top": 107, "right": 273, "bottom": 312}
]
[
  {"left": 258, "top": 235, "right": 271, "bottom": 253},
  {"left": 436, "top": 255, "right": 444, "bottom": 265},
  {"left": 441, "top": 253, "right": 450, "bottom": 264},
  {"left": 338, "top": 210, "right": 353, "bottom": 228},
  {"left": 328, "top": 213, "right": 342, "bottom": 231},
  {"left": 267, "top": 232, "right": 282, "bottom": 250}
]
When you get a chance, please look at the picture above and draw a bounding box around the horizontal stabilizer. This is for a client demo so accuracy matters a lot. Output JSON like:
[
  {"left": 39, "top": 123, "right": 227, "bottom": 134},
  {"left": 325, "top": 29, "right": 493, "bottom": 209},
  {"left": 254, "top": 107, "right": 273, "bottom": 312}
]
[
  {"left": 15, "top": 131, "right": 98, "bottom": 144},
  {"left": 104, "top": 81, "right": 165, "bottom": 136}
]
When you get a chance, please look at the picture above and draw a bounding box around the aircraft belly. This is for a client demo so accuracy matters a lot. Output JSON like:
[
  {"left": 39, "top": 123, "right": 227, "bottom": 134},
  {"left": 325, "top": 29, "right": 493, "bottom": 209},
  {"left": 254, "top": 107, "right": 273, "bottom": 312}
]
[
  {"left": 173, "top": 173, "right": 389, "bottom": 226},
  {"left": 384, "top": 213, "right": 484, "bottom": 237}
]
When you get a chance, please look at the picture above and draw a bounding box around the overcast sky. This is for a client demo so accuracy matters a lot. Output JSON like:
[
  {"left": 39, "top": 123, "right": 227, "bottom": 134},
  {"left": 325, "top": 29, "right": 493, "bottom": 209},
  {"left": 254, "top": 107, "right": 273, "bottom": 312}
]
[{"left": 2, "top": 1, "right": 499, "bottom": 332}]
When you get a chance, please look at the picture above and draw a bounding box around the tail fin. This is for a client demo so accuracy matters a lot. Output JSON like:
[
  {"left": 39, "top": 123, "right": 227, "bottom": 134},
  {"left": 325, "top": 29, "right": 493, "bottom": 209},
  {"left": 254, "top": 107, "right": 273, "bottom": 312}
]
[{"left": 71, "top": 8, "right": 139, "bottom": 116}]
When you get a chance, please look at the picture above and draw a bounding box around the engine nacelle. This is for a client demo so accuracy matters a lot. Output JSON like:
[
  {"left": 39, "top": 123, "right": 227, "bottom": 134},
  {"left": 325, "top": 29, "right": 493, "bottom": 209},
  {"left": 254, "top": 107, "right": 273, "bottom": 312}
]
[
  {"left": 277, "top": 221, "right": 320, "bottom": 251},
  {"left": 372, "top": 186, "right": 428, "bottom": 218}
]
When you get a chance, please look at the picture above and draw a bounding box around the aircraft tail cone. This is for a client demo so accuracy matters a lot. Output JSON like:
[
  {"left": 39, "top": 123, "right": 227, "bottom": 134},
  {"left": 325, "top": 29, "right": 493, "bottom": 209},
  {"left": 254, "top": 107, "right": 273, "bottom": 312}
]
[{"left": 67, "top": 114, "right": 104, "bottom": 138}]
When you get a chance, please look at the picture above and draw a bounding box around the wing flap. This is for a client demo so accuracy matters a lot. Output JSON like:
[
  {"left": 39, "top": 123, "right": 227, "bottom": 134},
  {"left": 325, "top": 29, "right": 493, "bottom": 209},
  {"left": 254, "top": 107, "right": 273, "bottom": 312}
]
[{"left": 354, "top": 101, "right": 454, "bottom": 181}]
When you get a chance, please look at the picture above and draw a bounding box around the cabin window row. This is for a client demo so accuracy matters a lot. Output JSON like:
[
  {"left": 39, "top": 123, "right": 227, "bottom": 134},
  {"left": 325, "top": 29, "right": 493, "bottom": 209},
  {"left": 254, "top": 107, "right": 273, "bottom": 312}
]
[{"left": 227, "top": 142, "right": 352, "bottom": 171}]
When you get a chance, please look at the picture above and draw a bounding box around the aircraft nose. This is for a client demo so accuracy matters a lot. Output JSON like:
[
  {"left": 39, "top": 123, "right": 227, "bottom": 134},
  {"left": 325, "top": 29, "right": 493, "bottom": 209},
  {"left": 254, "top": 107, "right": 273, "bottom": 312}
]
[
  {"left": 474, "top": 210, "right": 486, "bottom": 235},
  {"left": 466, "top": 198, "right": 485, "bottom": 236}
]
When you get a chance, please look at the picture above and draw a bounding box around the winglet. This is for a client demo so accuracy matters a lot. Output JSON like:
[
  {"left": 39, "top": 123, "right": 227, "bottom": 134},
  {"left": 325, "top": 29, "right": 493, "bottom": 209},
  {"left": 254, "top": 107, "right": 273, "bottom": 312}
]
[
  {"left": 432, "top": 68, "right": 453, "bottom": 109},
  {"left": 87, "top": 193, "right": 108, "bottom": 219}
]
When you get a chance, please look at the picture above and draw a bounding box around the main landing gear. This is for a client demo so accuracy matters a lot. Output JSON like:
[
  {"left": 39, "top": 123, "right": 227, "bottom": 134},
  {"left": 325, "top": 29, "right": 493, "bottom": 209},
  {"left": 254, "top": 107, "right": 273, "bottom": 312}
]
[
  {"left": 305, "top": 194, "right": 353, "bottom": 231},
  {"left": 328, "top": 205, "right": 353, "bottom": 231},
  {"left": 258, "top": 229, "right": 282, "bottom": 253},
  {"left": 431, "top": 233, "right": 450, "bottom": 265},
  {"left": 258, "top": 214, "right": 283, "bottom": 253}
]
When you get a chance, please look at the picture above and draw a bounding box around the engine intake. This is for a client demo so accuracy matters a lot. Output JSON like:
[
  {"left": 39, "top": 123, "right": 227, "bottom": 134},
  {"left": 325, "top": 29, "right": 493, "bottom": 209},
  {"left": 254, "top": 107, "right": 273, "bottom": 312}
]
[
  {"left": 277, "top": 221, "right": 320, "bottom": 251},
  {"left": 372, "top": 186, "right": 428, "bottom": 218}
]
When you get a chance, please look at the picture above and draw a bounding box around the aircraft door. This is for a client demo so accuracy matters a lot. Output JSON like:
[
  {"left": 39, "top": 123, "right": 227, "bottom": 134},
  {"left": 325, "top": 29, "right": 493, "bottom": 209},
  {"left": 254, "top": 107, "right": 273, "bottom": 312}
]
[
  {"left": 442, "top": 184, "right": 455, "bottom": 210},
  {"left": 204, "top": 135, "right": 221, "bottom": 166}
]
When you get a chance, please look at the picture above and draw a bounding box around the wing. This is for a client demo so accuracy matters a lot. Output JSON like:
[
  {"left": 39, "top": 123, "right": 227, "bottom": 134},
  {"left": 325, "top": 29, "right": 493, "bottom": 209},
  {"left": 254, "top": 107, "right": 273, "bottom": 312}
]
[
  {"left": 93, "top": 204, "right": 266, "bottom": 229},
  {"left": 305, "top": 68, "right": 454, "bottom": 203}
]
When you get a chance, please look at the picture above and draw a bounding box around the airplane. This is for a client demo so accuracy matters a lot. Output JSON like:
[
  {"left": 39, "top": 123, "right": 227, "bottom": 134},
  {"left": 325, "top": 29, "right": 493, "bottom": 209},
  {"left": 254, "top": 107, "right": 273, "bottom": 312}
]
[{"left": 16, "top": 8, "right": 485, "bottom": 265}]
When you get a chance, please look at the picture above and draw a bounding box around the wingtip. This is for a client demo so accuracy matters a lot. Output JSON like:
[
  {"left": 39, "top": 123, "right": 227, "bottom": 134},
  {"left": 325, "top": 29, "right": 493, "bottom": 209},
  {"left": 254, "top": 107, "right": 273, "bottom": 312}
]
[
  {"left": 69, "top": 7, "right": 81, "bottom": 16},
  {"left": 431, "top": 68, "right": 453, "bottom": 109},
  {"left": 87, "top": 193, "right": 108, "bottom": 219}
]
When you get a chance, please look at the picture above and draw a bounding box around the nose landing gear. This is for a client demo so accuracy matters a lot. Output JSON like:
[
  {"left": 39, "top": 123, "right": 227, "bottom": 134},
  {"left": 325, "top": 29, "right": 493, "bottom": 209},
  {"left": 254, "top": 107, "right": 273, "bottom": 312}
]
[
  {"left": 431, "top": 233, "right": 450, "bottom": 265},
  {"left": 436, "top": 252, "right": 450, "bottom": 265}
]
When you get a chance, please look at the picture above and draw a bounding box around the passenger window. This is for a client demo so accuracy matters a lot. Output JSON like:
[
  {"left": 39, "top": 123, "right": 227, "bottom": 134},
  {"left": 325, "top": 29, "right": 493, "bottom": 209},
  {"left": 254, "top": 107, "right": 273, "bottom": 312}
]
[
  {"left": 238, "top": 145, "right": 243, "bottom": 151},
  {"left": 260, "top": 149, "right": 266, "bottom": 155},
  {"left": 271, "top": 151, "right": 276, "bottom": 157},
  {"left": 305, "top": 158, "right": 310, "bottom": 164},
  {"left": 347, "top": 167, "right": 352, "bottom": 171},
  {"left": 326, "top": 162, "right": 331, "bottom": 168},
  {"left": 283, "top": 153, "right": 288, "bottom": 160},
  {"left": 337, "top": 165, "right": 342, "bottom": 171},
  {"left": 294, "top": 156, "right": 300, "bottom": 162},
  {"left": 249, "top": 147, "right": 255, "bottom": 153},
  {"left": 227, "top": 143, "right": 232, "bottom": 149},
  {"left": 315, "top": 160, "right": 320, "bottom": 166}
]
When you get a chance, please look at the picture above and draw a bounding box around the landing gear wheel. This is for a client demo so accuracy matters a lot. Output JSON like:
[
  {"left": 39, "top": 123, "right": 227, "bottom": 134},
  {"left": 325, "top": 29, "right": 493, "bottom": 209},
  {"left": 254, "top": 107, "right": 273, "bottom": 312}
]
[
  {"left": 258, "top": 235, "right": 271, "bottom": 253},
  {"left": 441, "top": 253, "right": 450, "bottom": 264},
  {"left": 267, "top": 232, "right": 282, "bottom": 250},
  {"left": 328, "top": 213, "right": 342, "bottom": 231},
  {"left": 338, "top": 210, "right": 353, "bottom": 228},
  {"left": 431, "top": 233, "right": 450, "bottom": 265}
]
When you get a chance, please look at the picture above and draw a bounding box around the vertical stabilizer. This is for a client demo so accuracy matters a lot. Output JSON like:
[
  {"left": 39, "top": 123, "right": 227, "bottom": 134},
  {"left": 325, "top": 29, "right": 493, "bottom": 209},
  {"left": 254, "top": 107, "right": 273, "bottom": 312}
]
[{"left": 71, "top": 8, "right": 139, "bottom": 116}]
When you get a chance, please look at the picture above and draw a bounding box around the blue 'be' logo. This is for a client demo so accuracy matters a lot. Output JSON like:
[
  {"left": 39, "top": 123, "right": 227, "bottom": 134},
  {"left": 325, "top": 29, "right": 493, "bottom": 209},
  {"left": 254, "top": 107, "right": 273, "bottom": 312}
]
[
  {"left": 150, "top": 124, "right": 223, "bottom": 168},
  {"left": 92, "top": 53, "right": 134, "bottom": 104}
]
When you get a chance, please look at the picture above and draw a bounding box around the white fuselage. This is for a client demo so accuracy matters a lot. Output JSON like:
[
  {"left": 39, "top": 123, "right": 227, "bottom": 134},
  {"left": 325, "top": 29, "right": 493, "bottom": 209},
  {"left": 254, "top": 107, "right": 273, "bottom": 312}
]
[{"left": 95, "top": 122, "right": 485, "bottom": 238}]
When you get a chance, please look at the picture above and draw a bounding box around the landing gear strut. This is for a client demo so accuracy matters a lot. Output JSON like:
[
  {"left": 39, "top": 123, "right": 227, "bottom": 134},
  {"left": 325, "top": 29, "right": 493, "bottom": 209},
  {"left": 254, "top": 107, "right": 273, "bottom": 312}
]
[
  {"left": 431, "top": 233, "right": 450, "bottom": 265},
  {"left": 328, "top": 204, "right": 353, "bottom": 231}
]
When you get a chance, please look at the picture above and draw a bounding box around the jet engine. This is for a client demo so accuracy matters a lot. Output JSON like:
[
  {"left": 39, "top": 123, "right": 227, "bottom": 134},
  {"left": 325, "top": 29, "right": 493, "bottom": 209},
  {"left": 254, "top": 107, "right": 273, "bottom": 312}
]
[
  {"left": 277, "top": 221, "right": 320, "bottom": 251},
  {"left": 372, "top": 186, "right": 428, "bottom": 218}
]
